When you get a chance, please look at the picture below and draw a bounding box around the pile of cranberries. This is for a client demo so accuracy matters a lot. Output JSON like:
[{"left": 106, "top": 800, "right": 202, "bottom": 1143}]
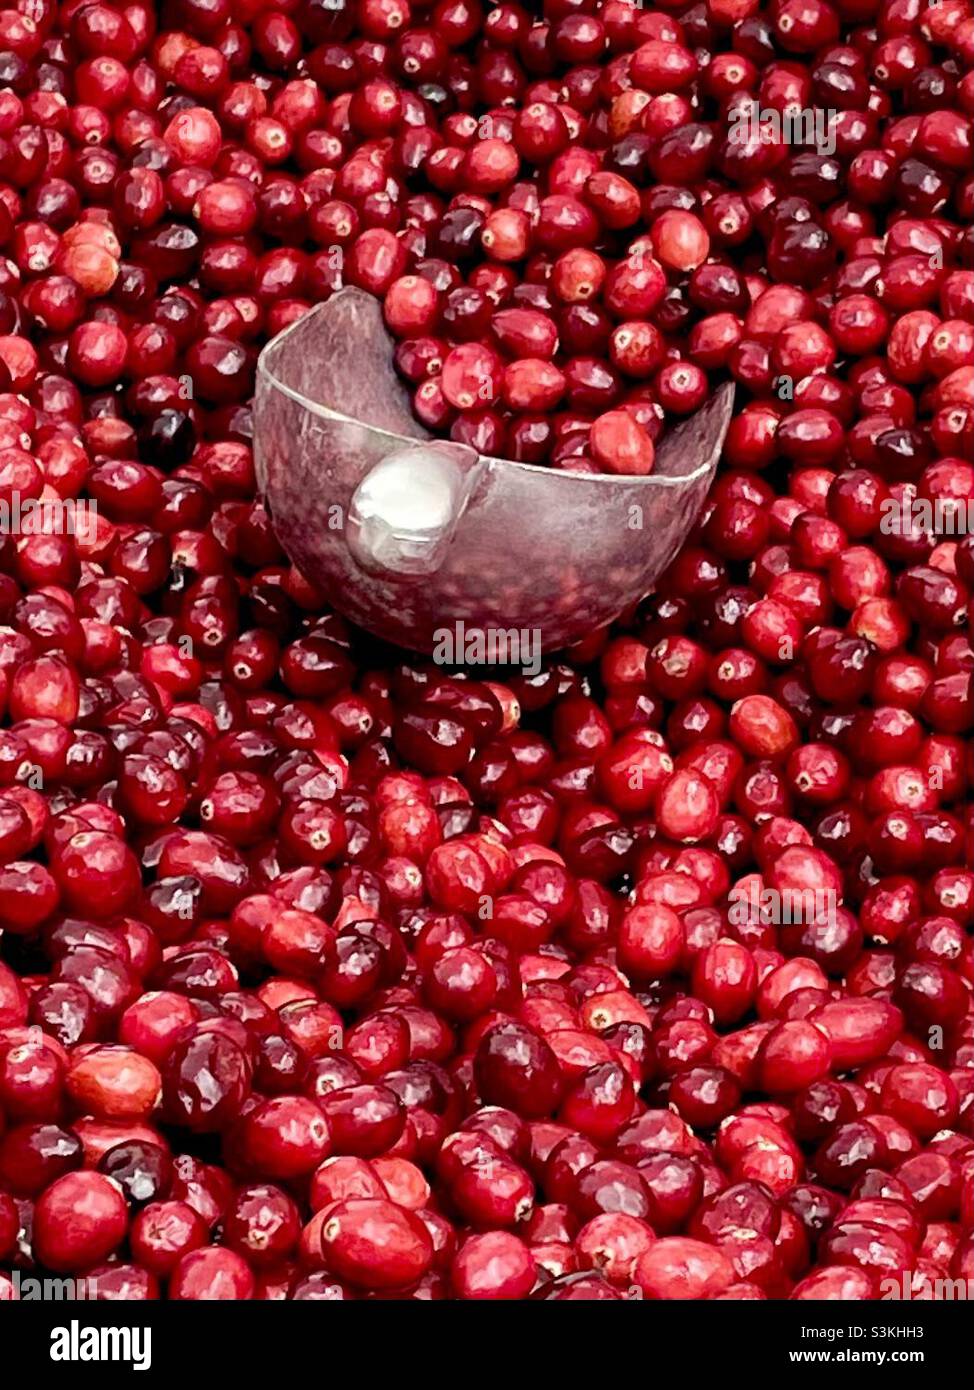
[{"left": 0, "top": 0, "right": 971, "bottom": 1304}]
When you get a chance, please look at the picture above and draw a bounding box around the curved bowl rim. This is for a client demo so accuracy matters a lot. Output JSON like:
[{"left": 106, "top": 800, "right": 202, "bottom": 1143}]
[{"left": 255, "top": 294, "right": 733, "bottom": 491}]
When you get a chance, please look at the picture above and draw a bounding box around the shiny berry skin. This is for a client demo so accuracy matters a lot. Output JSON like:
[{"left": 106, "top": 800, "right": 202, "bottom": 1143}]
[
  {"left": 52, "top": 832, "right": 141, "bottom": 918},
  {"left": 320, "top": 1198, "right": 434, "bottom": 1291},
  {"left": 451, "top": 1231, "right": 536, "bottom": 1300},
  {"left": 32, "top": 1172, "right": 129, "bottom": 1272},
  {"left": 634, "top": 1237, "right": 735, "bottom": 1300},
  {"left": 475, "top": 1023, "right": 563, "bottom": 1119},
  {"left": 163, "top": 1032, "right": 251, "bottom": 1133},
  {"left": 169, "top": 1246, "right": 256, "bottom": 1300},
  {"left": 130, "top": 1201, "right": 208, "bottom": 1279},
  {"left": 239, "top": 1097, "right": 331, "bottom": 1177}
]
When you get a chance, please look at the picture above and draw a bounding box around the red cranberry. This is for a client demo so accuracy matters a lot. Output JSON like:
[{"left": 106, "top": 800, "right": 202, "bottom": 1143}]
[{"left": 33, "top": 1171, "right": 128, "bottom": 1272}]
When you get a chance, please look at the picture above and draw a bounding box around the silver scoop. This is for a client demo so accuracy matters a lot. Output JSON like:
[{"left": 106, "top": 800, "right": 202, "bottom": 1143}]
[{"left": 254, "top": 287, "right": 733, "bottom": 654}]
